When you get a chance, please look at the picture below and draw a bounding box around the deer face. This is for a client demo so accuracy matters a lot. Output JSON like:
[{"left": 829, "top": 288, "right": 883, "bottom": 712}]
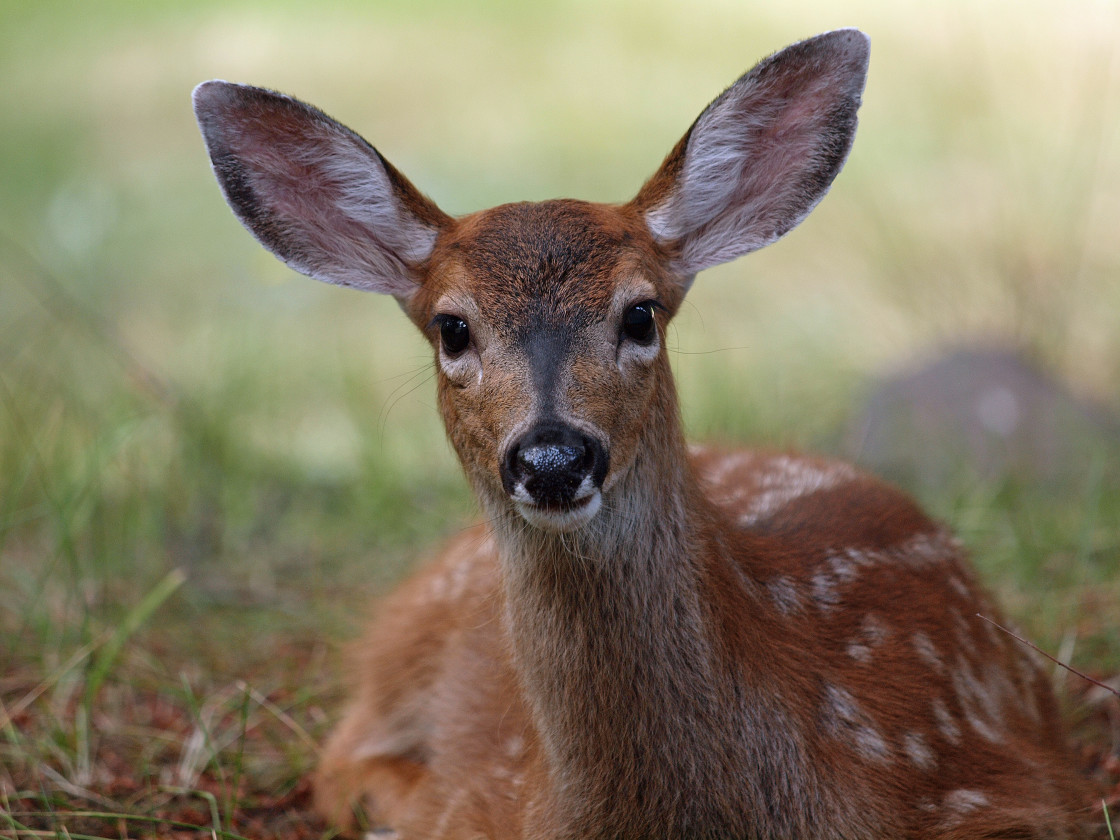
[{"left": 411, "top": 200, "right": 683, "bottom": 531}]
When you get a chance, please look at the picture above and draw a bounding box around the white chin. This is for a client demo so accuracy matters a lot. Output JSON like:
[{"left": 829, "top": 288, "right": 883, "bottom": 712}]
[{"left": 515, "top": 491, "right": 602, "bottom": 532}]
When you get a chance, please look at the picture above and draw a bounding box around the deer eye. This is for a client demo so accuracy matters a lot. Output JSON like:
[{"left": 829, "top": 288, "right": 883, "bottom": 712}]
[
  {"left": 621, "top": 301, "right": 657, "bottom": 345},
  {"left": 436, "top": 315, "right": 470, "bottom": 355}
]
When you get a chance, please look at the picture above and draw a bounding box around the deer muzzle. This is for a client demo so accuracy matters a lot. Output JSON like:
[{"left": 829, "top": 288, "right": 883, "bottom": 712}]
[{"left": 501, "top": 422, "right": 609, "bottom": 531}]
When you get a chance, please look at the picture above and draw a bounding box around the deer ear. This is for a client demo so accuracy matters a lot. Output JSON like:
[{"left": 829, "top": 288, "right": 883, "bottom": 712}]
[
  {"left": 192, "top": 81, "right": 450, "bottom": 302},
  {"left": 630, "top": 29, "right": 869, "bottom": 283}
]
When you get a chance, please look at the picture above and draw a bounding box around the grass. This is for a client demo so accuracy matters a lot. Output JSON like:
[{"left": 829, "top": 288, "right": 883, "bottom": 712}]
[{"left": 1, "top": 0, "right": 1118, "bottom": 836}]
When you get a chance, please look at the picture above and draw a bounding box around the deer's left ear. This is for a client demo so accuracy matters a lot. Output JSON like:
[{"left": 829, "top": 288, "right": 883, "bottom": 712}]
[{"left": 629, "top": 29, "right": 869, "bottom": 284}]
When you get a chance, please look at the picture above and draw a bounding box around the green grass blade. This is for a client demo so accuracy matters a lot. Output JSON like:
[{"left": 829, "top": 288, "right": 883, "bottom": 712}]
[{"left": 82, "top": 568, "right": 187, "bottom": 710}]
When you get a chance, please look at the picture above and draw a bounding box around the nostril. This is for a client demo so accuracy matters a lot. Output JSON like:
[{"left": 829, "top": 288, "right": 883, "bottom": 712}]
[{"left": 580, "top": 442, "right": 598, "bottom": 474}]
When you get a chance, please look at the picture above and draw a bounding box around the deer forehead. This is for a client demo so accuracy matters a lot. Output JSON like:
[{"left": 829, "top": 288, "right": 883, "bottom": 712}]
[{"left": 417, "top": 199, "right": 680, "bottom": 335}]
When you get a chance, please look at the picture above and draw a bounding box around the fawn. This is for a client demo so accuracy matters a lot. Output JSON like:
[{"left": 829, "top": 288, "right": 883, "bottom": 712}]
[{"left": 194, "top": 29, "right": 1095, "bottom": 840}]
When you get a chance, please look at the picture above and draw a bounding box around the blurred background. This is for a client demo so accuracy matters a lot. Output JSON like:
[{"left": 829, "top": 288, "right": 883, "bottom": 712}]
[{"left": 2, "top": 0, "right": 1118, "bottom": 834}]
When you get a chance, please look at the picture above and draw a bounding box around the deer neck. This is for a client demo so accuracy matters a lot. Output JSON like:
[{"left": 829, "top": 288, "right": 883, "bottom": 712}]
[{"left": 488, "top": 389, "right": 745, "bottom": 833}]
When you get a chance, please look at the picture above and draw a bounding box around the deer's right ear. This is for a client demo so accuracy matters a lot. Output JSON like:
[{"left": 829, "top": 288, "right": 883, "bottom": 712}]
[
  {"left": 629, "top": 29, "right": 869, "bottom": 286},
  {"left": 192, "top": 81, "right": 450, "bottom": 302}
]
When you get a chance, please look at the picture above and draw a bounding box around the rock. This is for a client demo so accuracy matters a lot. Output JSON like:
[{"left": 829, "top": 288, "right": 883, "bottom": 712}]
[{"left": 845, "top": 345, "right": 1119, "bottom": 489}]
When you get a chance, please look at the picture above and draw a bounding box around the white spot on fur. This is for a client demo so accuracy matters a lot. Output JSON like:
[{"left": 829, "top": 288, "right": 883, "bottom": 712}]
[
  {"left": 952, "top": 656, "right": 1008, "bottom": 744},
  {"left": 503, "top": 735, "right": 525, "bottom": 758},
  {"left": 939, "top": 789, "right": 994, "bottom": 832},
  {"left": 846, "top": 642, "right": 872, "bottom": 663},
  {"left": 807, "top": 548, "right": 875, "bottom": 613},
  {"left": 860, "top": 613, "right": 890, "bottom": 646},
  {"left": 944, "top": 788, "right": 991, "bottom": 814},
  {"left": 853, "top": 727, "right": 890, "bottom": 764},
  {"left": 932, "top": 698, "right": 961, "bottom": 744},
  {"left": 826, "top": 550, "right": 861, "bottom": 585},
  {"left": 811, "top": 569, "right": 840, "bottom": 611},
  {"left": 822, "top": 684, "right": 891, "bottom": 764},
  {"left": 950, "top": 608, "right": 979, "bottom": 659},
  {"left": 767, "top": 576, "right": 803, "bottom": 615},
  {"left": 893, "top": 531, "right": 959, "bottom": 570},
  {"left": 948, "top": 574, "right": 972, "bottom": 600},
  {"left": 898, "top": 530, "right": 962, "bottom": 569},
  {"left": 737, "top": 457, "right": 857, "bottom": 526},
  {"left": 703, "top": 450, "right": 757, "bottom": 487},
  {"left": 902, "top": 731, "right": 936, "bottom": 771},
  {"left": 911, "top": 632, "right": 945, "bottom": 673},
  {"left": 847, "top": 613, "right": 890, "bottom": 663}
]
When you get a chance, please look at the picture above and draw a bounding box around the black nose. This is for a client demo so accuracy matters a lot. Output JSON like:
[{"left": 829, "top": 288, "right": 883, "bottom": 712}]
[{"left": 502, "top": 423, "right": 608, "bottom": 507}]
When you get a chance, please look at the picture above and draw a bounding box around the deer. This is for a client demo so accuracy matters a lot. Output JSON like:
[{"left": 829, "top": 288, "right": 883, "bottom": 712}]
[{"left": 192, "top": 29, "right": 1098, "bottom": 840}]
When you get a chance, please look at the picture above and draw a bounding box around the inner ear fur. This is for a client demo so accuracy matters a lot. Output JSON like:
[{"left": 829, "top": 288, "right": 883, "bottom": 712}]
[
  {"left": 193, "top": 80, "right": 451, "bottom": 301},
  {"left": 629, "top": 29, "right": 870, "bottom": 281}
]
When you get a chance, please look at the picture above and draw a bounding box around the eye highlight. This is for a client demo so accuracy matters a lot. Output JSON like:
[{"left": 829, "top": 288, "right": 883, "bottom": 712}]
[
  {"left": 621, "top": 301, "right": 658, "bottom": 345},
  {"left": 434, "top": 314, "right": 471, "bottom": 355}
]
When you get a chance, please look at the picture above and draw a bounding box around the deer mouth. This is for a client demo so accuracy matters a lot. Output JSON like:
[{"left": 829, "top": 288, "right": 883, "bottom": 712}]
[{"left": 513, "top": 485, "right": 603, "bottom": 532}]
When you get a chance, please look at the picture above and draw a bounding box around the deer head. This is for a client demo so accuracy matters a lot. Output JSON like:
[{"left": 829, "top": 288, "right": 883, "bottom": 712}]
[{"left": 192, "top": 30, "right": 870, "bottom": 534}]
